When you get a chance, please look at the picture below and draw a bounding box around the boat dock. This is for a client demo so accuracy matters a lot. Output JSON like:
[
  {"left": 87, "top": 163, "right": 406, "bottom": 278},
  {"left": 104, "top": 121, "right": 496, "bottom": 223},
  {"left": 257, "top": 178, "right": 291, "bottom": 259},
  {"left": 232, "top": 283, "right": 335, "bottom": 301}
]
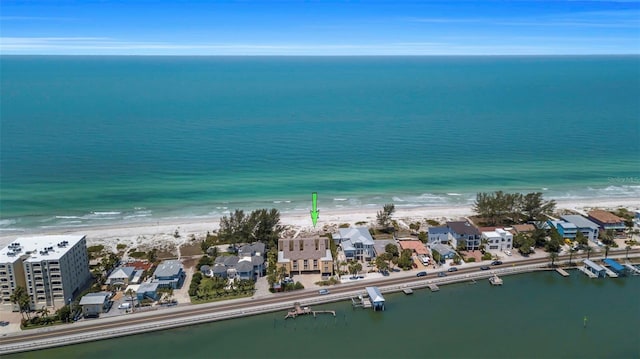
[
  {"left": 351, "top": 295, "right": 372, "bottom": 309},
  {"left": 602, "top": 267, "right": 619, "bottom": 278},
  {"left": 489, "top": 275, "right": 503, "bottom": 286},
  {"left": 577, "top": 266, "right": 598, "bottom": 278},
  {"left": 403, "top": 288, "right": 413, "bottom": 295},
  {"left": 624, "top": 263, "right": 640, "bottom": 275},
  {"left": 427, "top": 284, "right": 439, "bottom": 292},
  {"left": 285, "top": 302, "right": 336, "bottom": 319},
  {"left": 555, "top": 268, "right": 570, "bottom": 277}
]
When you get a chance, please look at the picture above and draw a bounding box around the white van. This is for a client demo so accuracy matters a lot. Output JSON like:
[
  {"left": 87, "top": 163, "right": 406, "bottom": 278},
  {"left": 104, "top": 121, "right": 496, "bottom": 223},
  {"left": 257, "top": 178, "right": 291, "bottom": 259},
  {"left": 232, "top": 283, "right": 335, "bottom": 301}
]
[
  {"left": 504, "top": 250, "right": 512, "bottom": 256},
  {"left": 118, "top": 302, "right": 131, "bottom": 310}
]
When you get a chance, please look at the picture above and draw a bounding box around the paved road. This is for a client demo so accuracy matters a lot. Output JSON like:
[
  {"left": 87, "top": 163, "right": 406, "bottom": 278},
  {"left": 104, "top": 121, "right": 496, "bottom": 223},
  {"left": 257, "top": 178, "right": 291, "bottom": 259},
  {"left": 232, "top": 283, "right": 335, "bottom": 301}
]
[{"left": 1, "top": 249, "right": 638, "bottom": 353}]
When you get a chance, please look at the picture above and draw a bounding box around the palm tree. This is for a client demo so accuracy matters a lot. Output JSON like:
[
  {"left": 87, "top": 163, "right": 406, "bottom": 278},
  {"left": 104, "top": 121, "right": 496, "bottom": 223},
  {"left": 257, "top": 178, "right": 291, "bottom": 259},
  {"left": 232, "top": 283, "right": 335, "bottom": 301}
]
[
  {"left": 548, "top": 252, "right": 558, "bottom": 267},
  {"left": 625, "top": 245, "right": 632, "bottom": 259},
  {"left": 568, "top": 248, "right": 576, "bottom": 266},
  {"left": 604, "top": 245, "right": 610, "bottom": 258},
  {"left": 10, "top": 286, "right": 31, "bottom": 320},
  {"left": 585, "top": 245, "right": 592, "bottom": 260},
  {"left": 125, "top": 288, "right": 136, "bottom": 312}
]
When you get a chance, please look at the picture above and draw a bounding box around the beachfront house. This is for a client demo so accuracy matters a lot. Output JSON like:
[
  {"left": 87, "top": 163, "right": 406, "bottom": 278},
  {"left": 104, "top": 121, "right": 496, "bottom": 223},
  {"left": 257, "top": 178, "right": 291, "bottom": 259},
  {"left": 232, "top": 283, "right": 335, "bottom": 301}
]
[
  {"left": 79, "top": 292, "right": 111, "bottom": 317},
  {"left": 560, "top": 215, "right": 600, "bottom": 243},
  {"left": 205, "top": 244, "right": 265, "bottom": 281},
  {"left": 152, "top": 260, "right": 185, "bottom": 289},
  {"left": 429, "top": 243, "right": 456, "bottom": 262},
  {"left": 511, "top": 224, "right": 536, "bottom": 235},
  {"left": 481, "top": 229, "right": 513, "bottom": 252},
  {"left": 106, "top": 266, "right": 137, "bottom": 287},
  {"left": 277, "top": 236, "right": 334, "bottom": 276},
  {"left": 447, "top": 220, "right": 481, "bottom": 251},
  {"left": 136, "top": 282, "right": 160, "bottom": 301},
  {"left": 428, "top": 226, "right": 450, "bottom": 245},
  {"left": 334, "top": 227, "right": 375, "bottom": 261},
  {"left": 587, "top": 210, "right": 627, "bottom": 232},
  {"left": 373, "top": 239, "right": 398, "bottom": 258},
  {"left": 547, "top": 220, "right": 578, "bottom": 239}
]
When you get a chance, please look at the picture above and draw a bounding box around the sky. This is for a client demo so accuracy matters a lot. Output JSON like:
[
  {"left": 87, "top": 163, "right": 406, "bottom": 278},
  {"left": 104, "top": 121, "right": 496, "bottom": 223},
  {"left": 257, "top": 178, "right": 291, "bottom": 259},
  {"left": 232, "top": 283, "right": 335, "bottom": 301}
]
[{"left": 1, "top": 0, "right": 639, "bottom": 55}]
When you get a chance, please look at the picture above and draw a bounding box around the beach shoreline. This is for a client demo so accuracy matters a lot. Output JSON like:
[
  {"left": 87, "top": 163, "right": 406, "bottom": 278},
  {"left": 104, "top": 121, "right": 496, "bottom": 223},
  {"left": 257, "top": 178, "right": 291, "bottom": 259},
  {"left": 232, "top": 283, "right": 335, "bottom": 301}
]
[{"left": 1, "top": 197, "right": 638, "bottom": 251}]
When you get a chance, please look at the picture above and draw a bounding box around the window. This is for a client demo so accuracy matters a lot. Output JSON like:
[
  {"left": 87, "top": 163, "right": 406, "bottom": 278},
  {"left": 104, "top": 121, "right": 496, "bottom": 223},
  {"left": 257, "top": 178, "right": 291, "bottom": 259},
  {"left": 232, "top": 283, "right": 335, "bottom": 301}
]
[
  {"left": 289, "top": 241, "right": 293, "bottom": 252},
  {"left": 303, "top": 260, "right": 308, "bottom": 270},
  {"left": 315, "top": 239, "right": 319, "bottom": 251},
  {"left": 313, "top": 260, "right": 318, "bottom": 269},
  {"left": 299, "top": 240, "right": 304, "bottom": 251}
]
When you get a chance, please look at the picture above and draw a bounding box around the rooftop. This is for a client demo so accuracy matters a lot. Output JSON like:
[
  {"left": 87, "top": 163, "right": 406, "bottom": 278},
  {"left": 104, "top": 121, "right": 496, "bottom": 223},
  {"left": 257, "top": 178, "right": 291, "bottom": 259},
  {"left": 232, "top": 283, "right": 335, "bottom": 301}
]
[
  {"left": 398, "top": 240, "right": 429, "bottom": 255},
  {"left": 153, "top": 259, "right": 183, "bottom": 278},
  {"left": 79, "top": 292, "right": 109, "bottom": 306},
  {"left": 335, "top": 227, "right": 374, "bottom": 245},
  {"left": 561, "top": 215, "right": 599, "bottom": 230},
  {"left": 587, "top": 210, "right": 624, "bottom": 224},
  {"left": 447, "top": 221, "right": 481, "bottom": 236},
  {"left": 279, "top": 237, "right": 331, "bottom": 261},
  {"left": 0, "top": 235, "right": 86, "bottom": 263},
  {"left": 511, "top": 224, "right": 536, "bottom": 233}
]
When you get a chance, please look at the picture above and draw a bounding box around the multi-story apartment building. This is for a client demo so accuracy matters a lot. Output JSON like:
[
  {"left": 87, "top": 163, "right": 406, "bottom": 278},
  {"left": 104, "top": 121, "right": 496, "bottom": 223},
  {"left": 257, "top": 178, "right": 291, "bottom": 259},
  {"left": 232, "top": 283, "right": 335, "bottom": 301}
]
[
  {"left": 0, "top": 235, "right": 91, "bottom": 311},
  {"left": 277, "top": 236, "right": 334, "bottom": 276}
]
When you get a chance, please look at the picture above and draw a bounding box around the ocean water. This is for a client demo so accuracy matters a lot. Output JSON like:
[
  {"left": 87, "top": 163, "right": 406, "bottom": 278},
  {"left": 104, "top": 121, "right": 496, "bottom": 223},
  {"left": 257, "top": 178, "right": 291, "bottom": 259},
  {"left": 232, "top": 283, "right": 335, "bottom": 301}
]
[
  {"left": 6, "top": 270, "right": 640, "bottom": 359},
  {"left": 1, "top": 56, "right": 639, "bottom": 231}
]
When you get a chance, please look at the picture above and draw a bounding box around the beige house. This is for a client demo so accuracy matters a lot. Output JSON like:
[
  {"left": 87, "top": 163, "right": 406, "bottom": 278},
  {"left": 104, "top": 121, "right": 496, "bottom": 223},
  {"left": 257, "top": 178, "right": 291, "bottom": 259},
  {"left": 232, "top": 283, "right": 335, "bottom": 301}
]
[{"left": 277, "top": 237, "right": 334, "bottom": 276}]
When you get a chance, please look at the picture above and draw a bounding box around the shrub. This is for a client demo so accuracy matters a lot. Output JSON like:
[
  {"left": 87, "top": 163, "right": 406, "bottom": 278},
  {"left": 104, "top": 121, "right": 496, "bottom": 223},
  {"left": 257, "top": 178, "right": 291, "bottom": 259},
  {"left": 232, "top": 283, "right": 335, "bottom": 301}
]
[
  {"left": 355, "top": 221, "right": 368, "bottom": 226},
  {"left": 481, "top": 252, "right": 493, "bottom": 261},
  {"left": 130, "top": 251, "right": 146, "bottom": 259},
  {"left": 116, "top": 244, "right": 127, "bottom": 251},
  {"left": 87, "top": 245, "right": 104, "bottom": 253},
  {"left": 294, "top": 281, "right": 304, "bottom": 290},
  {"left": 418, "top": 231, "right": 427, "bottom": 242},
  {"left": 339, "top": 223, "right": 350, "bottom": 228},
  {"left": 426, "top": 219, "right": 440, "bottom": 226}
]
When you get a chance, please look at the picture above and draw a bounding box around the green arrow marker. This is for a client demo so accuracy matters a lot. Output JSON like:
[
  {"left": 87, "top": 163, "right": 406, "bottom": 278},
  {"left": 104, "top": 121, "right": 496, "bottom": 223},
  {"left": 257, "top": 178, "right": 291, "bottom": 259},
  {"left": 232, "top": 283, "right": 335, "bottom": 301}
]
[{"left": 310, "top": 192, "right": 319, "bottom": 227}]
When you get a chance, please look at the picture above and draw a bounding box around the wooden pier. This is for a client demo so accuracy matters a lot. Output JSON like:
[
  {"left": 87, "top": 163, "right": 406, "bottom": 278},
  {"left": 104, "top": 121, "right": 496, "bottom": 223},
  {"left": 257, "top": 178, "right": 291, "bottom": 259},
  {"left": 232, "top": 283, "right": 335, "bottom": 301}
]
[
  {"left": 403, "top": 288, "right": 414, "bottom": 295},
  {"left": 427, "top": 284, "right": 439, "bottom": 292},
  {"left": 555, "top": 268, "right": 570, "bottom": 277},
  {"left": 285, "top": 302, "right": 336, "bottom": 319},
  {"left": 351, "top": 295, "right": 372, "bottom": 309}
]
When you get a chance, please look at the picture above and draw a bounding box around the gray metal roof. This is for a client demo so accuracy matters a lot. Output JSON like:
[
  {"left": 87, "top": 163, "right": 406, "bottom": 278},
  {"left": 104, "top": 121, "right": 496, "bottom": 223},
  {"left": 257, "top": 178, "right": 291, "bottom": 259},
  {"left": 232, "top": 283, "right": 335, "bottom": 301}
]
[
  {"left": 428, "top": 226, "right": 449, "bottom": 235},
  {"left": 79, "top": 293, "right": 108, "bottom": 305},
  {"left": 153, "top": 260, "right": 183, "bottom": 278},
  {"left": 236, "top": 261, "right": 253, "bottom": 272},
  {"left": 108, "top": 266, "right": 135, "bottom": 280},
  {"left": 430, "top": 243, "right": 455, "bottom": 256},
  {"left": 138, "top": 282, "right": 159, "bottom": 293},
  {"left": 215, "top": 255, "right": 239, "bottom": 267},
  {"left": 561, "top": 215, "right": 600, "bottom": 230},
  {"left": 337, "top": 227, "right": 374, "bottom": 245}
]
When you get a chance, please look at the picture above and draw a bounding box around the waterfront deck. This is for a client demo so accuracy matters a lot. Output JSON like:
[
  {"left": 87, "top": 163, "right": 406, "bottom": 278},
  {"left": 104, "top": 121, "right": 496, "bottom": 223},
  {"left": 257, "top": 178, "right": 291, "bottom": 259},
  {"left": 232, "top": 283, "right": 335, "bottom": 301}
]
[
  {"left": 489, "top": 275, "right": 503, "bottom": 286},
  {"left": 624, "top": 263, "right": 640, "bottom": 275},
  {"left": 427, "top": 284, "right": 439, "bottom": 292},
  {"left": 403, "top": 288, "right": 413, "bottom": 295},
  {"left": 284, "top": 302, "right": 336, "bottom": 319},
  {"left": 555, "top": 268, "right": 570, "bottom": 277},
  {"left": 577, "top": 266, "right": 598, "bottom": 278},
  {"left": 603, "top": 267, "right": 619, "bottom": 278}
]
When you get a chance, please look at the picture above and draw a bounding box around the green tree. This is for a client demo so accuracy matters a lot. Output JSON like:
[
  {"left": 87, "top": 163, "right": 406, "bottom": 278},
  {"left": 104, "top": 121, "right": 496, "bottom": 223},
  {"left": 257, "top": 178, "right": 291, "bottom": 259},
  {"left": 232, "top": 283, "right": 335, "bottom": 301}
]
[
  {"left": 218, "top": 210, "right": 251, "bottom": 244},
  {"left": 520, "top": 192, "right": 556, "bottom": 223},
  {"left": 397, "top": 249, "right": 413, "bottom": 270},
  {"left": 375, "top": 256, "right": 389, "bottom": 273},
  {"left": 548, "top": 252, "right": 558, "bottom": 267},
  {"left": 348, "top": 262, "right": 362, "bottom": 278},
  {"left": 385, "top": 243, "right": 399, "bottom": 257},
  {"left": 377, "top": 204, "right": 396, "bottom": 231},
  {"left": 197, "top": 255, "right": 214, "bottom": 269},
  {"left": 432, "top": 250, "right": 442, "bottom": 265},
  {"left": 568, "top": 248, "right": 577, "bottom": 265},
  {"left": 575, "top": 231, "right": 588, "bottom": 248},
  {"left": 531, "top": 228, "right": 548, "bottom": 248},
  {"left": 9, "top": 286, "right": 31, "bottom": 320},
  {"left": 452, "top": 254, "right": 462, "bottom": 265},
  {"left": 56, "top": 305, "right": 71, "bottom": 323},
  {"left": 585, "top": 245, "right": 592, "bottom": 260},
  {"left": 604, "top": 245, "right": 610, "bottom": 258},
  {"left": 601, "top": 229, "right": 615, "bottom": 246},
  {"left": 125, "top": 288, "right": 136, "bottom": 312},
  {"left": 248, "top": 208, "right": 283, "bottom": 246}
]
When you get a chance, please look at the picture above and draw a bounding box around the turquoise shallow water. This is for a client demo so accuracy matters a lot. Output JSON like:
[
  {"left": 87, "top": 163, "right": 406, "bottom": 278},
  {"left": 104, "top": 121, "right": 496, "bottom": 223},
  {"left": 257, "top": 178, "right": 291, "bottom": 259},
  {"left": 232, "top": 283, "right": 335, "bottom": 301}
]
[
  {"left": 1, "top": 56, "right": 639, "bottom": 230},
  {"left": 6, "top": 270, "right": 640, "bottom": 359}
]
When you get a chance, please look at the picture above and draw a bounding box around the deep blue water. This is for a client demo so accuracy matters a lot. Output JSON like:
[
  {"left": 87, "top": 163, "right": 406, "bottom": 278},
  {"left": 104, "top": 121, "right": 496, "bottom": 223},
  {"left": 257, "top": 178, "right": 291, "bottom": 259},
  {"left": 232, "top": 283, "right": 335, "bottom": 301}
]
[{"left": 1, "top": 56, "right": 639, "bottom": 230}]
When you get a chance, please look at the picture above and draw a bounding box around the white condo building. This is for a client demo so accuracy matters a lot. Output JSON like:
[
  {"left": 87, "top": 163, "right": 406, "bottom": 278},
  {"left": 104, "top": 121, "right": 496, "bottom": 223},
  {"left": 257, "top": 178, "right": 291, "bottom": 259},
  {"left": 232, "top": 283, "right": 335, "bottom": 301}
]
[
  {"left": 481, "top": 228, "right": 513, "bottom": 252},
  {"left": 0, "top": 235, "right": 91, "bottom": 311}
]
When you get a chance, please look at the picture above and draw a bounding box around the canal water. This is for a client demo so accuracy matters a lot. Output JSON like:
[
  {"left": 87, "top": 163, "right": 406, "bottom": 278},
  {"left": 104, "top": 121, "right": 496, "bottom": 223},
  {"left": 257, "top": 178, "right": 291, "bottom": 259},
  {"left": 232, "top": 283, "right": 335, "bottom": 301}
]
[{"left": 7, "top": 271, "right": 640, "bottom": 359}]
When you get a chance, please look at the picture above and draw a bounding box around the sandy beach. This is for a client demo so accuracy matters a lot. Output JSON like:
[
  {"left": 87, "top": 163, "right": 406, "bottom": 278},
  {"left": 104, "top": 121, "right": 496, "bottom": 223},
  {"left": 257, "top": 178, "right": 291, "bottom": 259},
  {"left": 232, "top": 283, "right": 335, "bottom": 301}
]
[{"left": 1, "top": 197, "right": 638, "bottom": 253}]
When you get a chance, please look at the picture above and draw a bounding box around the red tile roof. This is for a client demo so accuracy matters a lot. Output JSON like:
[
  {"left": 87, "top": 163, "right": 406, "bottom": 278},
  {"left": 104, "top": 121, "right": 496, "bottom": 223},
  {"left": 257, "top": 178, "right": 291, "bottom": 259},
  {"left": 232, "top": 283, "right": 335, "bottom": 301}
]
[{"left": 398, "top": 240, "right": 429, "bottom": 255}]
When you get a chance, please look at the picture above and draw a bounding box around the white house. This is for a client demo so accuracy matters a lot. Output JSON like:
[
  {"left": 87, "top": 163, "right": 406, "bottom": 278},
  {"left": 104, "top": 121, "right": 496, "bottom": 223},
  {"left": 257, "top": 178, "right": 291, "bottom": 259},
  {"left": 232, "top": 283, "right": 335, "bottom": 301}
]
[
  {"left": 334, "top": 227, "right": 375, "bottom": 261},
  {"left": 481, "top": 228, "right": 513, "bottom": 252}
]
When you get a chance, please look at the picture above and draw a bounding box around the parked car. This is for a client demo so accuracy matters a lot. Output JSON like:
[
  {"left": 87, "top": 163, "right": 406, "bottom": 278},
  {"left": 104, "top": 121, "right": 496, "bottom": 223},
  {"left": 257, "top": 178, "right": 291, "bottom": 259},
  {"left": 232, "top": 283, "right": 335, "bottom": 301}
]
[
  {"left": 437, "top": 272, "right": 447, "bottom": 277},
  {"left": 380, "top": 270, "right": 390, "bottom": 276},
  {"left": 318, "top": 289, "right": 330, "bottom": 295},
  {"left": 448, "top": 267, "right": 458, "bottom": 272},
  {"left": 504, "top": 250, "right": 512, "bottom": 256},
  {"left": 491, "top": 260, "right": 503, "bottom": 266},
  {"left": 480, "top": 266, "right": 491, "bottom": 270},
  {"left": 416, "top": 271, "right": 427, "bottom": 277}
]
